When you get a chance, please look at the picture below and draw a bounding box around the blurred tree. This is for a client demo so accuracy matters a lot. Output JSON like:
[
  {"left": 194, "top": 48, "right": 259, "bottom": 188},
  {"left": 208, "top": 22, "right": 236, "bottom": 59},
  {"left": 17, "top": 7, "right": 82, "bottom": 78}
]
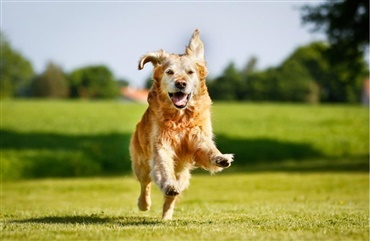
[
  {"left": 316, "top": 43, "right": 366, "bottom": 101},
  {"left": 144, "top": 75, "right": 153, "bottom": 89},
  {"left": 0, "top": 32, "right": 34, "bottom": 98},
  {"left": 246, "top": 68, "right": 278, "bottom": 101},
  {"left": 241, "top": 56, "right": 258, "bottom": 80},
  {"left": 284, "top": 42, "right": 330, "bottom": 102},
  {"left": 246, "top": 54, "right": 316, "bottom": 102},
  {"left": 208, "top": 62, "right": 244, "bottom": 100},
  {"left": 115, "top": 79, "right": 129, "bottom": 97},
  {"left": 241, "top": 56, "right": 258, "bottom": 97},
  {"left": 69, "top": 65, "right": 119, "bottom": 99},
  {"left": 32, "top": 62, "right": 69, "bottom": 98},
  {"left": 116, "top": 79, "right": 129, "bottom": 88},
  {"left": 301, "top": 0, "right": 369, "bottom": 54},
  {"left": 284, "top": 42, "right": 368, "bottom": 103},
  {"left": 301, "top": 0, "right": 369, "bottom": 102},
  {"left": 248, "top": 41, "right": 367, "bottom": 103},
  {"left": 276, "top": 58, "right": 318, "bottom": 103}
]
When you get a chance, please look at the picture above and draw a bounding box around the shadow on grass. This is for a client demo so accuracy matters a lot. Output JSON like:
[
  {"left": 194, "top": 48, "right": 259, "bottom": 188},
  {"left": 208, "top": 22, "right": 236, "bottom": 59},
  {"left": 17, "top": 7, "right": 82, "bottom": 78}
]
[
  {"left": 1, "top": 129, "right": 368, "bottom": 179},
  {"left": 1, "top": 129, "right": 132, "bottom": 178},
  {"left": 216, "top": 134, "right": 323, "bottom": 163},
  {"left": 13, "top": 215, "right": 161, "bottom": 226},
  {"left": 214, "top": 134, "right": 369, "bottom": 173}
]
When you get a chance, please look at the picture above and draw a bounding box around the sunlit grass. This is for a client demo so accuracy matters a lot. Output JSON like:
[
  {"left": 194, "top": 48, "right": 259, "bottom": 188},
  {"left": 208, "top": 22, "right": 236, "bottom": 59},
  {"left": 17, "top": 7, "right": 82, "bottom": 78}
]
[
  {"left": 212, "top": 103, "right": 368, "bottom": 158},
  {"left": 1, "top": 100, "right": 144, "bottom": 134},
  {"left": 1, "top": 174, "right": 368, "bottom": 240}
]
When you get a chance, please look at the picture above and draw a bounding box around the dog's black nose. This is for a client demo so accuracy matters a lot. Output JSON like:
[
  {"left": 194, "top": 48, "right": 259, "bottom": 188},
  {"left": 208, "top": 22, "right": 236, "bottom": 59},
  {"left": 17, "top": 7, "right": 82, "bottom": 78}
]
[{"left": 175, "top": 80, "right": 187, "bottom": 90}]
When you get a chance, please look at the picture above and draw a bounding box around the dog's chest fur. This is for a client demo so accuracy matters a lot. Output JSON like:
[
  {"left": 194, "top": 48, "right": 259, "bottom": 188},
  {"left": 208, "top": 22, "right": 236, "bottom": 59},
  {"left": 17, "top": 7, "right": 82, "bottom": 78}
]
[{"left": 152, "top": 108, "right": 209, "bottom": 161}]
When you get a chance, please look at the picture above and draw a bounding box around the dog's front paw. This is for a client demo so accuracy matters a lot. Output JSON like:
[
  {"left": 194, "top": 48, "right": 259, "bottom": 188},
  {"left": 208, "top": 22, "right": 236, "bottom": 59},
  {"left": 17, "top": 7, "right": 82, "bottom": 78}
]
[
  {"left": 213, "top": 154, "right": 234, "bottom": 168},
  {"left": 163, "top": 184, "right": 180, "bottom": 196}
]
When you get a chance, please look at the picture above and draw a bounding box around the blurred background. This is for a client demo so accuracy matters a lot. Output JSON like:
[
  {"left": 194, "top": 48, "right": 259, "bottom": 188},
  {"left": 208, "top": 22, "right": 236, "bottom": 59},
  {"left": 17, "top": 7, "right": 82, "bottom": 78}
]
[{"left": 1, "top": 0, "right": 369, "bottom": 180}]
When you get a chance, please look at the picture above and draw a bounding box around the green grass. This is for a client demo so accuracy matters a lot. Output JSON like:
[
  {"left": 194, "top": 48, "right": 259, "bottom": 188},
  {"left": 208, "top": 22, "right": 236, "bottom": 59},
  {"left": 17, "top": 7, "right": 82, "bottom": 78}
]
[
  {"left": 2, "top": 174, "right": 368, "bottom": 240},
  {"left": 212, "top": 103, "right": 369, "bottom": 172},
  {"left": 1, "top": 100, "right": 369, "bottom": 240},
  {"left": 1, "top": 100, "right": 144, "bottom": 179},
  {"left": 1, "top": 100, "right": 368, "bottom": 179}
]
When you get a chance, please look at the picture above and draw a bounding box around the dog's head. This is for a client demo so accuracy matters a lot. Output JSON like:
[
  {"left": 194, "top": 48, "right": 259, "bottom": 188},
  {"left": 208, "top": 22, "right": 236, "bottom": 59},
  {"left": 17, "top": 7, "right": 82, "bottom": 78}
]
[{"left": 138, "top": 29, "right": 208, "bottom": 110}]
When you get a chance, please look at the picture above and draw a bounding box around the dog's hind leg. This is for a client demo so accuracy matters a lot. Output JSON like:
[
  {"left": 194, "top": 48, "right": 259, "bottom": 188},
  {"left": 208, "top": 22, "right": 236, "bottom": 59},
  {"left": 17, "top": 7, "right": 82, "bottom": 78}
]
[
  {"left": 162, "top": 195, "right": 177, "bottom": 220},
  {"left": 131, "top": 153, "right": 152, "bottom": 211},
  {"left": 138, "top": 180, "right": 152, "bottom": 211}
]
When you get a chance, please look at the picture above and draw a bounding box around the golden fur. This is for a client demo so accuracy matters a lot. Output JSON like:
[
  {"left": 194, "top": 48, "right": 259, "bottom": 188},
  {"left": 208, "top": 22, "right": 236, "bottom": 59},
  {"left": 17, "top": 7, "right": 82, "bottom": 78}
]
[{"left": 130, "top": 29, "right": 234, "bottom": 220}]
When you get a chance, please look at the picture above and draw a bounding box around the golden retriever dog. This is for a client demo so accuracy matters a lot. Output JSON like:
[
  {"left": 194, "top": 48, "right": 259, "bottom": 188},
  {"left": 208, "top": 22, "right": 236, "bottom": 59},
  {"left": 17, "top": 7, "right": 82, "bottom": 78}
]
[{"left": 130, "top": 29, "right": 234, "bottom": 220}]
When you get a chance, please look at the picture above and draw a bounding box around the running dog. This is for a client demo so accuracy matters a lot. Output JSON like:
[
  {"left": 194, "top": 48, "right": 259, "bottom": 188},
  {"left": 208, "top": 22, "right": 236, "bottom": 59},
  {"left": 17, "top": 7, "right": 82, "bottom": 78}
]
[{"left": 130, "top": 29, "right": 234, "bottom": 220}]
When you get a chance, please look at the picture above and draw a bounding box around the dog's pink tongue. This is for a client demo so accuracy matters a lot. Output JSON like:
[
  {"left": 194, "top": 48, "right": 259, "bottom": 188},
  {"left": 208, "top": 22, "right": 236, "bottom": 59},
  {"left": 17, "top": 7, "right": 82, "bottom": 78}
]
[{"left": 171, "top": 93, "right": 188, "bottom": 107}]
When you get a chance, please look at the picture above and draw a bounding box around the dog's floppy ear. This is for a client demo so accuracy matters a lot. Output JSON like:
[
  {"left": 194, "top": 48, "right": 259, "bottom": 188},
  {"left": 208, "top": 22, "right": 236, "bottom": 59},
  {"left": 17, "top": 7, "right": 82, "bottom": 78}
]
[
  {"left": 185, "top": 29, "right": 205, "bottom": 63},
  {"left": 138, "top": 50, "right": 168, "bottom": 70}
]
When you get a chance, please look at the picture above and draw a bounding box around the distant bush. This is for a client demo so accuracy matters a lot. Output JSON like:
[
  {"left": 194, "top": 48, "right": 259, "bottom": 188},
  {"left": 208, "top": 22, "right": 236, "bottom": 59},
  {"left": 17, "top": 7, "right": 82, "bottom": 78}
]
[
  {"left": 0, "top": 33, "right": 34, "bottom": 98},
  {"left": 208, "top": 42, "right": 368, "bottom": 103},
  {"left": 32, "top": 62, "right": 69, "bottom": 98},
  {"left": 69, "top": 65, "right": 119, "bottom": 99}
]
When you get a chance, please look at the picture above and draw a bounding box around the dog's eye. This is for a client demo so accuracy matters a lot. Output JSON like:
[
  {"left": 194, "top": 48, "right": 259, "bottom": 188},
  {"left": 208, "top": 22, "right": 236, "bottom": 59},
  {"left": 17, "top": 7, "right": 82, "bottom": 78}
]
[
  {"left": 166, "top": 69, "right": 174, "bottom": 75},
  {"left": 187, "top": 70, "right": 194, "bottom": 75}
]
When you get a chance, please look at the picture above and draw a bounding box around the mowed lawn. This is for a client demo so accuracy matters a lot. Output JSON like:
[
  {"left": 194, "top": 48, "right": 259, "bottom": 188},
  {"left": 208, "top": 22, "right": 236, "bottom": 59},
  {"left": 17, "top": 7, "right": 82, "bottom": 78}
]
[
  {"left": 1, "top": 100, "right": 369, "bottom": 240},
  {"left": 2, "top": 174, "right": 368, "bottom": 241}
]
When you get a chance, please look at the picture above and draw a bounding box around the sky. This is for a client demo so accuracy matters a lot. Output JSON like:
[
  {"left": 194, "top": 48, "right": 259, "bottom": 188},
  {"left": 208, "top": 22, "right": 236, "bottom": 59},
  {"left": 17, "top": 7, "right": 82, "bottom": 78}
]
[{"left": 1, "top": 0, "right": 324, "bottom": 88}]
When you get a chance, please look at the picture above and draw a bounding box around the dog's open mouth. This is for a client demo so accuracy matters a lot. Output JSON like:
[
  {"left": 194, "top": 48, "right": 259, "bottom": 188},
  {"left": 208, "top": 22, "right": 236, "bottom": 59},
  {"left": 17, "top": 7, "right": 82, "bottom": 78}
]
[{"left": 169, "top": 92, "right": 191, "bottom": 109}]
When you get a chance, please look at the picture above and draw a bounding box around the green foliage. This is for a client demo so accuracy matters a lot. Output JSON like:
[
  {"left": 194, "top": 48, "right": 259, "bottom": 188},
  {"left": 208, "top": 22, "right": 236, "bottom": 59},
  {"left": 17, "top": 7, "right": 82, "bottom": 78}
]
[
  {"left": 278, "top": 62, "right": 310, "bottom": 101},
  {"left": 1, "top": 32, "right": 124, "bottom": 99},
  {"left": 1, "top": 27, "right": 366, "bottom": 103},
  {"left": 116, "top": 78, "right": 129, "bottom": 88},
  {"left": 144, "top": 75, "right": 153, "bottom": 89},
  {"left": 324, "top": 52, "right": 368, "bottom": 103},
  {"left": 209, "top": 41, "right": 368, "bottom": 103},
  {"left": 247, "top": 59, "right": 313, "bottom": 103},
  {"left": 301, "top": 0, "right": 369, "bottom": 53},
  {"left": 218, "top": 50, "right": 319, "bottom": 103},
  {"left": 241, "top": 55, "right": 258, "bottom": 78},
  {"left": 244, "top": 68, "right": 276, "bottom": 101},
  {"left": 0, "top": 33, "right": 34, "bottom": 98},
  {"left": 208, "top": 62, "right": 245, "bottom": 100},
  {"left": 32, "top": 62, "right": 69, "bottom": 98},
  {"left": 301, "top": 0, "right": 369, "bottom": 103},
  {"left": 1, "top": 101, "right": 368, "bottom": 180},
  {"left": 2, "top": 174, "right": 368, "bottom": 240},
  {"left": 68, "top": 65, "right": 119, "bottom": 99},
  {"left": 283, "top": 42, "right": 328, "bottom": 102}
]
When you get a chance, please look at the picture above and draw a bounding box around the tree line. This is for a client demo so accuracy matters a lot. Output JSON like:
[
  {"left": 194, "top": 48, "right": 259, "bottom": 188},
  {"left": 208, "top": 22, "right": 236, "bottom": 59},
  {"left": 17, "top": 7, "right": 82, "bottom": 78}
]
[
  {"left": 1, "top": 34, "right": 129, "bottom": 99},
  {"left": 207, "top": 42, "right": 368, "bottom": 103},
  {"left": 1, "top": 0, "right": 368, "bottom": 103},
  {"left": 207, "top": 0, "right": 369, "bottom": 103},
  {"left": 2, "top": 35, "right": 367, "bottom": 103}
]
